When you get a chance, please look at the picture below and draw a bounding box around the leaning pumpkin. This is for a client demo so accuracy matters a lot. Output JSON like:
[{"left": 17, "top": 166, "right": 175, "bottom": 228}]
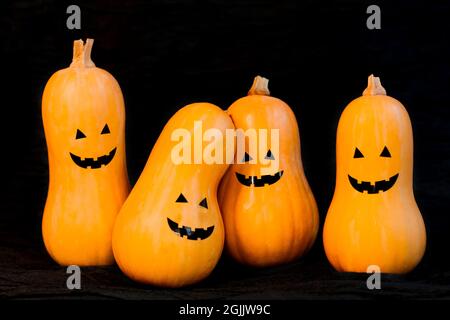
[
  {"left": 218, "top": 76, "right": 319, "bottom": 267},
  {"left": 112, "top": 103, "right": 234, "bottom": 287},
  {"left": 42, "top": 39, "right": 130, "bottom": 266},
  {"left": 323, "top": 74, "right": 426, "bottom": 274}
]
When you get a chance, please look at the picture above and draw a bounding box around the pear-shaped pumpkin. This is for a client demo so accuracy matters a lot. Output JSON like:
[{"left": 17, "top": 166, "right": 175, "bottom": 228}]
[
  {"left": 323, "top": 75, "right": 426, "bottom": 274},
  {"left": 42, "top": 39, "right": 130, "bottom": 266},
  {"left": 113, "top": 103, "right": 234, "bottom": 287},
  {"left": 218, "top": 76, "right": 319, "bottom": 267}
]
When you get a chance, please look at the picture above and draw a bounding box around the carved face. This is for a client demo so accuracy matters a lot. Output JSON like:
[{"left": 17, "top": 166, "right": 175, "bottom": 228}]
[
  {"left": 348, "top": 146, "right": 399, "bottom": 194},
  {"left": 69, "top": 123, "right": 117, "bottom": 169},
  {"left": 235, "top": 149, "right": 283, "bottom": 187},
  {"left": 167, "top": 193, "right": 214, "bottom": 240}
]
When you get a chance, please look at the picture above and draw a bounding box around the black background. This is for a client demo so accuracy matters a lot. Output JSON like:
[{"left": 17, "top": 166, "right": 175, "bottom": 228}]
[{"left": 0, "top": 0, "right": 449, "bottom": 299}]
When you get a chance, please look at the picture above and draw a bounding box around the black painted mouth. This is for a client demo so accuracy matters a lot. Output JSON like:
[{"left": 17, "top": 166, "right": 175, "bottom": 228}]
[
  {"left": 70, "top": 147, "right": 116, "bottom": 169},
  {"left": 348, "top": 173, "right": 399, "bottom": 194},
  {"left": 167, "top": 218, "right": 214, "bottom": 240},
  {"left": 235, "top": 170, "right": 284, "bottom": 187}
]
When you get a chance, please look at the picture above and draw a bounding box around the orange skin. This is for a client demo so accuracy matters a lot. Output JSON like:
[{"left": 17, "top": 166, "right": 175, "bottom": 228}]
[
  {"left": 42, "top": 39, "right": 130, "bottom": 266},
  {"left": 219, "top": 76, "right": 319, "bottom": 267},
  {"left": 323, "top": 75, "right": 426, "bottom": 274},
  {"left": 113, "top": 103, "right": 234, "bottom": 287}
]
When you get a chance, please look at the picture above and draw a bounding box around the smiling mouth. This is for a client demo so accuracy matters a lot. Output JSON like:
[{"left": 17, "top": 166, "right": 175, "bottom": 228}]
[
  {"left": 167, "top": 218, "right": 214, "bottom": 240},
  {"left": 70, "top": 147, "right": 116, "bottom": 169},
  {"left": 348, "top": 173, "right": 399, "bottom": 194},
  {"left": 235, "top": 170, "right": 284, "bottom": 187}
]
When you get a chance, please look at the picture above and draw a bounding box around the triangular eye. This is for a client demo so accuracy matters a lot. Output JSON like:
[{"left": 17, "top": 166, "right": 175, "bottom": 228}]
[
  {"left": 75, "top": 129, "right": 86, "bottom": 139},
  {"left": 101, "top": 124, "right": 110, "bottom": 134},
  {"left": 199, "top": 198, "right": 208, "bottom": 209},
  {"left": 353, "top": 147, "right": 364, "bottom": 158},
  {"left": 265, "top": 149, "right": 275, "bottom": 160},
  {"left": 175, "top": 193, "right": 188, "bottom": 203},
  {"left": 241, "top": 152, "right": 253, "bottom": 163},
  {"left": 380, "top": 146, "right": 391, "bottom": 157}
]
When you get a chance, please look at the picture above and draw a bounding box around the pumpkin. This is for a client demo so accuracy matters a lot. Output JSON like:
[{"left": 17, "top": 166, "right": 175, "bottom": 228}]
[
  {"left": 323, "top": 74, "right": 426, "bottom": 274},
  {"left": 218, "top": 76, "right": 319, "bottom": 267},
  {"left": 42, "top": 39, "right": 130, "bottom": 266},
  {"left": 112, "top": 103, "right": 234, "bottom": 287}
]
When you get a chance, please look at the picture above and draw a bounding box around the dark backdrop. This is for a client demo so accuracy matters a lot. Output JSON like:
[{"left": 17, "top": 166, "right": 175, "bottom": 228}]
[{"left": 1, "top": 0, "right": 449, "bottom": 299}]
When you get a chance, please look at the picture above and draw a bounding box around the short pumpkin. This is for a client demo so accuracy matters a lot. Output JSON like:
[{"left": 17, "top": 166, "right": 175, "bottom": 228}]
[
  {"left": 42, "top": 39, "right": 130, "bottom": 266},
  {"left": 112, "top": 103, "right": 234, "bottom": 287},
  {"left": 323, "top": 75, "right": 426, "bottom": 274},
  {"left": 218, "top": 76, "right": 319, "bottom": 267}
]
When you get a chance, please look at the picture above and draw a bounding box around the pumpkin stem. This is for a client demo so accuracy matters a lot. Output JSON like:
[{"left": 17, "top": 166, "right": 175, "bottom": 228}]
[
  {"left": 70, "top": 39, "right": 96, "bottom": 68},
  {"left": 363, "top": 74, "right": 386, "bottom": 96},
  {"left": 248, "top": 75, "right": 270, "bottom": 96}
]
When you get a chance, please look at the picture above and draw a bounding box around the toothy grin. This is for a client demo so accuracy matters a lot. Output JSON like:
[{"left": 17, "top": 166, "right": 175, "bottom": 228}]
[
  {"left": 70, "top": 147, "right": 116, "bottom": 169},
  {"left": 348, "top": 173, "right": 399, "bottom": 194},
  {"left": 235, "top": 170, "right": 284, "bottom": 187},
  {"left": 167, "top": 218, "right": 214, "bottom": 240}
]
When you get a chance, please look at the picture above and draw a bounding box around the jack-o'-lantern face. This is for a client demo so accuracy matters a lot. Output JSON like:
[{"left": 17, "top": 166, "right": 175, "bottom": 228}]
[
  {"left": 337, "top": 93, "right": 406, "bottom": 196},
  {"left": 235, "top": 149, "right": 283, "bottom": 187},
  {"left": 167, "top": 193, "right": 214, "bottom": 240},
  {"left": 69, "top": 123, "right": 117, "bottom": 169},
  {"left": 348, "top": 146, "right": 399, "bottom": 194}
]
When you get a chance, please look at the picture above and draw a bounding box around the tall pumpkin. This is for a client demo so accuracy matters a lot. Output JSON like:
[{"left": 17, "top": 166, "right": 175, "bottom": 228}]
[
  {"left": 42, "top": 39, "right": 130, "bottom": 266},
  {"left": 323, "top": 75, "right": 426, "bottom": 274},
  {"left": 112, "top": 103, "right": 234, "bottom": 287},
  {"left": 218, "top": 76, "right": 319, "bottom": 267}
]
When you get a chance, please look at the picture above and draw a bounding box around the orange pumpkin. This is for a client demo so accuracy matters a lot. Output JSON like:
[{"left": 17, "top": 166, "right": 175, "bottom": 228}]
[
  {"left": 323, "top": 75, "right": 426, "bottom": 274},
  {"left": 42, "top": 39, "right": 130, "bottom": 266},
  {"left": 218, "top": 76, "right": 319, "bottom": 267},
  {"left": 112, "top": 103, "right": 234, "bottom": 287}
]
